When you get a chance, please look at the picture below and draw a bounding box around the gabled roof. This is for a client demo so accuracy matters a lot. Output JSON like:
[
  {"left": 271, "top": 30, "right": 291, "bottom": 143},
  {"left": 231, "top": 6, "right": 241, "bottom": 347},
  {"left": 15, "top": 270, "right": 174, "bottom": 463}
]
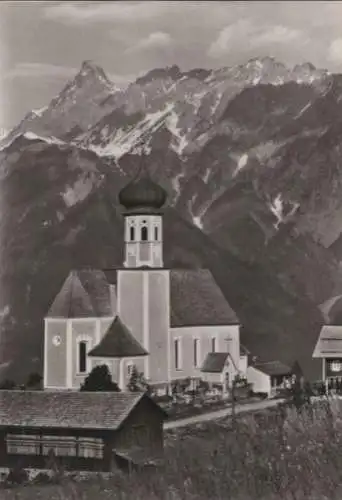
[
  {"left": 253, "top": 361, "right": 292, "bottom": 377},
  {"left": 88, "top": 316, "right": 148, "bottom": 358},
  {"left": 170, "top": 269, "right": 239, "bottom": 327},
  {"left": 46, "top": 267, "right": 239, "bottom": 327},
  {"left": 46, "top": 270, "right": 114, "bottom": 318},
  {"left": 313, "top": 325, "right": 342, "bottom": 358},
  {"left": 0, "top": 391, "right": 166, "bottom": 430},
  {"left": 201, "top": 352, "right": 229, "bottom": 373}
]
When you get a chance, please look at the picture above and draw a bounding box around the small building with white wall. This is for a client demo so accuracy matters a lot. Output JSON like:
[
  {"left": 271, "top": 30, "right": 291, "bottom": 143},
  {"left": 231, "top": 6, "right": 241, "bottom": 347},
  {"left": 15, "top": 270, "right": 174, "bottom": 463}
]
[{"left": 247, "top": 361, "right": 292, "bottom": 398}]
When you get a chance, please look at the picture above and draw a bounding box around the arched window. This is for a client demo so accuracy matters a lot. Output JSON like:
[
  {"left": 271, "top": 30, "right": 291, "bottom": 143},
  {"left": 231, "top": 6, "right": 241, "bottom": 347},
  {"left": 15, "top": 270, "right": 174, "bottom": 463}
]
[
  {"left": 141, "top": 226, "right": 148, "bottom": 242},
  {"left": 154, "top": 226, "right": 159, "bottom": 241},
  {"left": 78, "top": 341, "right": 87, "bottom": 374},
  {"left": 130, "top": 226, "right": 135, "bottom": 241}
]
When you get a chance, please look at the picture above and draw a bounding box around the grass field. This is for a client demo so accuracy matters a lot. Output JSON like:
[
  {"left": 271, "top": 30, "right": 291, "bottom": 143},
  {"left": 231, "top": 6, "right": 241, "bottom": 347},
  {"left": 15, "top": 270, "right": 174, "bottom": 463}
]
[{"left": 2, "top": 398, "right": 342, "bottom": 500}]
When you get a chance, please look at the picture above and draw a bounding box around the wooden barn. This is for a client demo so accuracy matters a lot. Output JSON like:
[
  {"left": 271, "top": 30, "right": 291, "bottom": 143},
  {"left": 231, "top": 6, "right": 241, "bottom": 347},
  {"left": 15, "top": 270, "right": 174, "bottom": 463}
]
[{"left": 0, "top": 390, "right": 167, "bottom": 472}]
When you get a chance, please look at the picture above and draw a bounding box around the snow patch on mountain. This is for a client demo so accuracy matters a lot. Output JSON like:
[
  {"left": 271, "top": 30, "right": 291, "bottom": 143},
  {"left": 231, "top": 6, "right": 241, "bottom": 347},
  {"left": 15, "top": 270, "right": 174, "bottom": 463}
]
[
  {"left": 233, "top": 153, "right": 249, "bottom": 177},
  {"left": 294, "top": 101, "right": 312, "bottom": 120},
  {"left": 187, "top": 193, "right": 209, "bottom": 230},
  {"left": 62, "top": 176, "right": 95, "bottom": 208},
  {"left": 269, "top": 194, "right": 284, "bottom": 228},
  {"left": 32, "top": 106, "right": 48, "bottom": 117},
  {"left": 166, "top": 110, "right": 188, "bottom": 155},
  {"left": 0, "top": 128, "right": 9, "bottom": 141},
  {"left": 23, "top": 131, "right": 65, "bottom": 145},
  {"left": 268, "top": 195, "right": 300, "bottom": 229},
  {"left": 172, "top": 171, "right": 185, "bottom": 197},
  {"left": 203, "top": 168, "right": 211, "bottom": 184},
  {"left": 0, "top": 305, "right": 10, "bottom": 319},
  {"left": 0, "top": 131, "right": 65, "bottom": 151},
  {"left": 90, "top": 104, "right": 174, "bottom": 159},
  {"left": 210, "top": 92, "right": 223, "bottom": 114}
]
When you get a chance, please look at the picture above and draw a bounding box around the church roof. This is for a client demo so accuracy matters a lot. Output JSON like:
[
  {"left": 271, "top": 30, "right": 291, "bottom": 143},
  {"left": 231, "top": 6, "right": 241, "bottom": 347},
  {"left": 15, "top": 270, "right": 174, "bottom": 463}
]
[
  {"left": 169, "top": 269, "right": 239, "bottom": 327},
  {"left": 46, "top": 268, "right": 239, "bottom": 327},
  {"left": 46, "top": 270, "right": 113, "bottom": 318},
  {"left": 201, "top": 352, "right": 229, "bottom": 373},
  {"left": 0, "top": 391, "right": 166, "bottom": 430},
  {"left": 88, "top": 316, "right": 148, "bottom": 358}
]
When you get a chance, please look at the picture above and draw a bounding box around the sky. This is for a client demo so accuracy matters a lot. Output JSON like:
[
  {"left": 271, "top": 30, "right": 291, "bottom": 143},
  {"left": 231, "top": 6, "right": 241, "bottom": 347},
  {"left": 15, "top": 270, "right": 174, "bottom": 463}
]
[{"left": 1, "top": 0, "right": 342, "bottom": 129}]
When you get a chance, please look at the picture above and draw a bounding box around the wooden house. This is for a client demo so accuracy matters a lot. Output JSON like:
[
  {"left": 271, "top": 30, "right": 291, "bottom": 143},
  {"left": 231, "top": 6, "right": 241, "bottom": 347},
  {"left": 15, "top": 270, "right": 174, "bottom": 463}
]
[
  {"left": 0, "top": 390, "right": 167, "bottom": 472},
  {"left": 313, "top": 296, "right": 342, "bottom": 385}
]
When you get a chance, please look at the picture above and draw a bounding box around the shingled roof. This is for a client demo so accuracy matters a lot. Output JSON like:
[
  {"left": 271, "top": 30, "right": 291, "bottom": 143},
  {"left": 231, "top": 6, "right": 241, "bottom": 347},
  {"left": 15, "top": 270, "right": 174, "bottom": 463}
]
[
  {"left": 313, "top": 325, "right": 342, "bottom": 358},
  {"left": 170, "top": 269, "right": 239, "bottom": 327},
  {"left": 46, "top": 267, "right": 239, "bottom": 327},
  {"left": 253, "top": 361, "right": 292, "bottom": 377},
  {"left": 0, "top": 391, "right": 166, "bottom": 430},
  {"left": 47, "top": 270, "right": 114, "bottom": 318},
  {"left": 201, "top": 352, "right": 229, "bottom": 373},
  {"left": 88, "top": 316, "right": 148, "bottom": 358}
]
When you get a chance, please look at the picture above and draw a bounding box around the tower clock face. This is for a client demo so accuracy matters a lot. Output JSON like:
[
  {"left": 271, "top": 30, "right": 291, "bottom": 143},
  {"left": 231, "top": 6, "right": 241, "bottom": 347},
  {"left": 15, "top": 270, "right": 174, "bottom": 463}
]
[{"left": 52, "top": 335, "right": 61, "bottom": 346}]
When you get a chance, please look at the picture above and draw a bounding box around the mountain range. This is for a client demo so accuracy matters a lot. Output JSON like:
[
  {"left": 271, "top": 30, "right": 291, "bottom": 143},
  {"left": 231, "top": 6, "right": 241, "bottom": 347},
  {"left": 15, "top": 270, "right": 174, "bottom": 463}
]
[{"left": 1, "top": 56, "right": 341, "bottom": 382}]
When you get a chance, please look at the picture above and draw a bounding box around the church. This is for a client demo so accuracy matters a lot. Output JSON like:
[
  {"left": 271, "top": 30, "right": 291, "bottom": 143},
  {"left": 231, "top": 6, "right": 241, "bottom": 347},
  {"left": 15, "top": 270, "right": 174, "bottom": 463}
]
[{"left": 43, "top": 165, "right": 246, "bottom": 393}]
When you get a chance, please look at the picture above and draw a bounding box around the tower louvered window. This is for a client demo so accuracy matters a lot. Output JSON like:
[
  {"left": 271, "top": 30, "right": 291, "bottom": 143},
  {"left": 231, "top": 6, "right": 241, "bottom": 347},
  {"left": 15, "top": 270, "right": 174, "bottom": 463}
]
[{"left": 141, "top": 226, "right": 148, "bottom": 241}]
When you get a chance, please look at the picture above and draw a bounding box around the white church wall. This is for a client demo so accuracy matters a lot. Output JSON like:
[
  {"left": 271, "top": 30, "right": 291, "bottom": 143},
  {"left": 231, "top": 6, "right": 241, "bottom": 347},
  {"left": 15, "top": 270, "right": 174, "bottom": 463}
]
[
  {"left": 117, "top": 269, "right": 170, "bottom": 386},
  {"left": 70, "top": 319, "right": 97, "bottom": 389},
  {"left": 170, "top": 325, "right": 240, "bottom": 382},
  {"left": 117, "top": 270, "right": 144, "bottom": 347},
  {"left": 147, "top": 270, "right": 170, "bottom": 384},
  {"left": 44, "top": 319, "right": 68, "bottom": 389}
]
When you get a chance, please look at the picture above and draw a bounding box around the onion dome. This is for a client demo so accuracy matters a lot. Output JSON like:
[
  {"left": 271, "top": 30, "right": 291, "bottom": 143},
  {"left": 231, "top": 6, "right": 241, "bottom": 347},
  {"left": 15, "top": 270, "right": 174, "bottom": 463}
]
[{"left": 118, "top": 176, "right": 167, "bottom": 211}]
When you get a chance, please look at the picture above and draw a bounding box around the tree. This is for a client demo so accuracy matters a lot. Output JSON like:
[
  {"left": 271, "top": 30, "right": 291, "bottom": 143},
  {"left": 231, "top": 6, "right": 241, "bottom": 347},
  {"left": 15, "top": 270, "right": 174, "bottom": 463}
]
[
  {"left": 289, "top": 376, "right": 312, "bottom": 411},
  {"left": 80, "top": 365, "right": 120, "bottom": 392},
  {"left": 127, "top": 365, "right": 150, "bottom": 393}
]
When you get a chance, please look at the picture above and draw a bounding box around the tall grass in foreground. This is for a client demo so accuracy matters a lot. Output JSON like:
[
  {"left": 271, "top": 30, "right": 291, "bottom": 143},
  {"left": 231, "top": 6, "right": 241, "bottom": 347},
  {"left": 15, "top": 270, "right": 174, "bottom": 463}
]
[{"left": 4, "top": 399, "right": 342, "bottom": 500}]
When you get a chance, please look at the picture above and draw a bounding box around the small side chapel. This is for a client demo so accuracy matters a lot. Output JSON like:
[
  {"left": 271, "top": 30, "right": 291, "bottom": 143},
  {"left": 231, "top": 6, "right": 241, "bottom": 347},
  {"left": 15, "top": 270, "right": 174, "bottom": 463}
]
[{"left": 43, "top": 162, "right": 246, "bottom": 393}]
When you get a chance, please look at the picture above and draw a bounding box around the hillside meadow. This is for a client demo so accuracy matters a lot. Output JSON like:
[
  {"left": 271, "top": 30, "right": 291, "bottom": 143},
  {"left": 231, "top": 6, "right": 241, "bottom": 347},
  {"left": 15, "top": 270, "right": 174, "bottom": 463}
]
[{"left": 2, "top": 398, "right": 342, "bottom": 500}]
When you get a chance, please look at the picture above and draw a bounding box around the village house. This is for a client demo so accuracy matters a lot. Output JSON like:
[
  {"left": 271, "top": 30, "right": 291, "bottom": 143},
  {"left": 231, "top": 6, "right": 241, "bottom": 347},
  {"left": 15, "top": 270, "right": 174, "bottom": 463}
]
[
  {"left": 0, "top": 390, "right": 166, "bottom": 472},
  {"left": 246, "top": 361, "right": 293, "bottom": 398},
  {"left": 43, "top": 162, "right": 246, "bottom": 393},
  {"left": 313, "top": 295, "right": 342, "bottom": 387}
]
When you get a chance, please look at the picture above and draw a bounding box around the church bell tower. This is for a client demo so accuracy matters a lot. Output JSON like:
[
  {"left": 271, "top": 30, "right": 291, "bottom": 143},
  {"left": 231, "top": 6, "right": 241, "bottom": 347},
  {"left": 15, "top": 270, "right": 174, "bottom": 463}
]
[{"left": 118, "top": 156, "right": 167, "bottom": 268}]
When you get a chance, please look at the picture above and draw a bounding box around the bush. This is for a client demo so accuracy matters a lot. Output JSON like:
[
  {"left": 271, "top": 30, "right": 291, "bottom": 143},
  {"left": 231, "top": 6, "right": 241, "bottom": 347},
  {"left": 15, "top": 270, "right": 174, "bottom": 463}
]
[
  {"left": 0, "top": 379, "right": 16, "bottom": 390},
  {"left": 25, "top": 372, "right": 43, "bottom": 389},
  {"left": 31, "top": 471, "right": 54, "bottom": 485},
  {"left": 5, "top": 466, "right": 28, "bottom": 485},
  {"left": 80, "top": 365, "right": 120, "bottom": 392}
]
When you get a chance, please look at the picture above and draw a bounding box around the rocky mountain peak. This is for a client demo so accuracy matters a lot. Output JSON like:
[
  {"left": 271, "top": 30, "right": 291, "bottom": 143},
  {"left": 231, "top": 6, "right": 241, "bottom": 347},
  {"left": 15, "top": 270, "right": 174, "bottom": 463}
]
[
  {"left": 73, "top": 60, "right": 112, "bottom": 88},
  {"left": 135, "top": 64, "right": 182, "bottom": 85}
]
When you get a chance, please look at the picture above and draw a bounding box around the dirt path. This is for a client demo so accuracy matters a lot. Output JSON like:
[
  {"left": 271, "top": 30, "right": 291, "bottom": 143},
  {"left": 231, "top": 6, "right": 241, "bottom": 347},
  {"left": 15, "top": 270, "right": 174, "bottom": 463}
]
[{"left": 164, "top": 398, "right": 283, "bottom": 429}]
